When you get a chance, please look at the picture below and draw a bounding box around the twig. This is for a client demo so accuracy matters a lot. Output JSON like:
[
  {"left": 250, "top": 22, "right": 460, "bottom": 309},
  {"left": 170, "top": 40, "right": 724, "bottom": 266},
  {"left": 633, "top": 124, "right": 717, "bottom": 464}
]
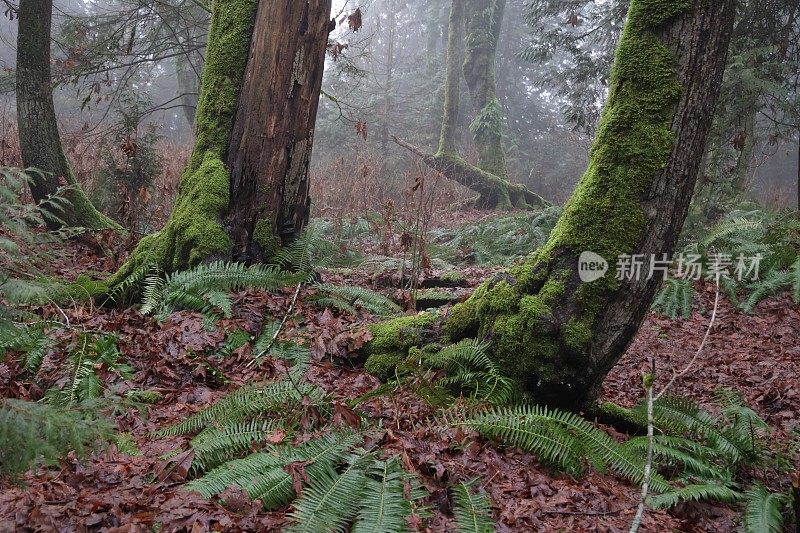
[
  {"left": 629, "top": 359, "right": 655, "bottom": 533},
  {"left": 246, "top": 282, "right": 303, "bottom": 369},
  {"left": 655, "top": 278, "right": 721, "bottom": 401},
  {"left": 629, "top": 279, "right": 721, "bottom": 532}
]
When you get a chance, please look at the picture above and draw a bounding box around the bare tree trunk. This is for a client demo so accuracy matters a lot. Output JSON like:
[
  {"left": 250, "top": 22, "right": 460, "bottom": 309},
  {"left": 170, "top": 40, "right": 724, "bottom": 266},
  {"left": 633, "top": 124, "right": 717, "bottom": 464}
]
[
  {"left": 16, "top": 0, "right": 119, "bottom": 230},
  {"left": 371, "top": 0, "right": 736, "bottom": 410},
  {"left": 112, "top": 0, "right": 332, "bottom": 281}
]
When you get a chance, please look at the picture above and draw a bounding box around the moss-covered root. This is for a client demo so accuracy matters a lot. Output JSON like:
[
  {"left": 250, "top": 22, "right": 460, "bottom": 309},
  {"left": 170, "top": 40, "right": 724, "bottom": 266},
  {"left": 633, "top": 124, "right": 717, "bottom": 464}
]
[
  {"left": 361, "top": 313, "right": 438, "bottom": 380},
  {"left": 108, "top": 0, "right": 258, "bottom": 287}
]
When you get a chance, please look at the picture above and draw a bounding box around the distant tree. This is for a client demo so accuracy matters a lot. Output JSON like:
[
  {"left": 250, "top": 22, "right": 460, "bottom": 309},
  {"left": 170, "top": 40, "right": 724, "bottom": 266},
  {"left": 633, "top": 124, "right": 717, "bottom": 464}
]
[
  {"left": 364, "top": 0, "right": 737, "bottom": 410},
  {"left": 15, "top": 0, "right": 119, "bottom": 230},
  {"left": 394, "top": 0, "right": 548, "bottom": 209},
  {"left": 111, "top": 0, "right": 333, "bottom": 281}
]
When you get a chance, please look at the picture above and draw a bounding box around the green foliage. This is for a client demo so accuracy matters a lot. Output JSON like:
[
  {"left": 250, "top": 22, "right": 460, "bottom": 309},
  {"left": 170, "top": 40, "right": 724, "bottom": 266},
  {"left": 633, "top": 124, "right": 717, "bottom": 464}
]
[
  {"left": 459, "top": 404, "right": 665, "bottom": 489},
  {"left": 741, "top": 484, "right": 788, "bottom": 533},
  {"left": 424, "top": 339, "right": 514, "bottom": 404},
  {"left": 140, "top": 260, "right": 303, "bottom": 320},
  {"left": 273, "top": 226, "right": 336, "bottom": 274},
  {"left": 310, "top": 284, "right": 401, "bottom": 317},
  {"left": 286, "top": 451, "right": 374, "bottom": 533},
  {"left": 427, "top": 207, "right": 561, "bottom": 266},
  {"left": 0, "top": 168, "right": 78, "bottom": 321},
  {"left": 631, "top": 395, "right": 763, "bottom": 467},
  {"left": 648, "top": 483, "right": 743, "bottom": 509},
  {"left": 351, "top": 458, "right": 419, "bottom": 533},
  {"left": 0, "top": 399, "right": 112, "bottom": 477},
  {"left": 154, "top": 380, "right": 328, "bottom": 438},
  {"left": 451, "top": 478, "right": 495, "bottom": 533},
  {"left": 670, "top": 210, "right": 800, "bottom": 314},
  {"left": 44, "top": 334, "right": 133, "bottom": 407},
  {"left": 651, "top": 278, "right": 693, "bottom": 319}
]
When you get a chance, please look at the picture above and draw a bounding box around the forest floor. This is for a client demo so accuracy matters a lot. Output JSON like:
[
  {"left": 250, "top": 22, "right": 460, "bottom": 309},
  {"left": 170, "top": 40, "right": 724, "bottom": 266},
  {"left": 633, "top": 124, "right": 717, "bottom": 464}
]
[{"left": 0, "top": 209, "right": 798, "bottom": 532}]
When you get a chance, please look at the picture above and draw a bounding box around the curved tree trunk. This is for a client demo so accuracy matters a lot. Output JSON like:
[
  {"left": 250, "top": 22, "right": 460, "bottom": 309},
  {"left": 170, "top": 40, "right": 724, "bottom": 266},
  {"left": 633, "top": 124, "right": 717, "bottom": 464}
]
[
  {"left": 369, "top": 0, "right": 736, "bottom": 410},
  {"left": 394, "top": 0, "right": 546, "bottom": 210},
  {"left": 111, "top": 0, "right": 332, "bottom": 282},
  {"left": 16, "top": 0, "right": 119, "bottom": 230}
]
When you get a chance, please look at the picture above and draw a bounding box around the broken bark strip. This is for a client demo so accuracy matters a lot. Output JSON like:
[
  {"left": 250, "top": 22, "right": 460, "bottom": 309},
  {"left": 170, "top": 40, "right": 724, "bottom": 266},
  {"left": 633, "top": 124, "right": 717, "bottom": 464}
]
[{"left": 392, "top": 136, "right": 548, "bottom": 209}]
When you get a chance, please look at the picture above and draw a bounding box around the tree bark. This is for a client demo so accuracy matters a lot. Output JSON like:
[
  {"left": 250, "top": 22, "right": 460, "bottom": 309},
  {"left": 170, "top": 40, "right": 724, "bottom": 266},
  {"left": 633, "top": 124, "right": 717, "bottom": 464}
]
[
  {"left": 111, "top": 0, "right": 332, "bottom": 281},
  {"left": 372, "top": 0, "right": 736, "bottom": 410},
  {"left": 463, "top": 0, "right": 507, "bottom": 181},
  {"left": 16, "top": 0, "right": 119, "bottom": 230},
  {"left": 224, "top": 0, "right": 331, "bottom": 262}
]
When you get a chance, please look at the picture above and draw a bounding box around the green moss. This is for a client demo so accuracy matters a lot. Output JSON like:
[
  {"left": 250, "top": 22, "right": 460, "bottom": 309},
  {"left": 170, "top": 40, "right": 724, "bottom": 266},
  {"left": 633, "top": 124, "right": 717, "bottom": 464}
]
[
  {"left": 440, "top": 0, "right": 693, "bottom": 407},
  {"left": 440, "top": 270, "right": 466, "bottom": 284},
  {"left": 562, "top": 317, "right": 593, "bottom": 352},
  {"left": 253, "top": 217, "right": 279, "bottom": 256},
  {"left": 109, "top": 0, "right": 258, "bottom": 285},
  {"left": 518, "top": 295, "right": 552, "bottom": 321},
  {"left": 475, "top": 281, "right": 518, "bottom": 320},
  {"left": 443, "top": 296, "right": 479, "bottom": 341},
  {"left": 361, "top": 313, "right": 437, "bottom": 358},
  {"left": 364, "top": 352, "right": 406, "bottom": 381}
]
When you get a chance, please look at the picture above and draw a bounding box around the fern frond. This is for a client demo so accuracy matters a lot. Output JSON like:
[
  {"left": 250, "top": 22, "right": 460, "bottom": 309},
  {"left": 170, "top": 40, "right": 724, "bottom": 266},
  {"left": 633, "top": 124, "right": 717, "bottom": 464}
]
[
  {"left": 426, "top": 340, "right": 514, "bottom": 405},
  {"left": 463, "top": 405, "right": 668, "bottom": 491},
  {"left": 313, "top": 284, "right": 401, "bottom": 317},
  {"left": 351, "top": 458, "right": 414, "bottom": 533},
  {"left": 647, "top": 483, "right": 742, "bottom": 509},
  {"left": 287, "top": 451, "right": 373, "bottom": 533},
  {"left": 190, "top": 419, "right": 288, "bottom": 472},
  {"left": 155, "top": 380, "right": 328, "bottom": 437},
  {"left": 634, "top": 396, "right": 747, "bottom": 465},
  {"left": 451, "top": 478, "right": 495, "bottom": 533},
  {"left": 186, "top": 430, "right": 363, "bottom": 508},
  {"left": 621, "top": 436, "right": 729, "bottom": 481},
  {"left": 742, "top": 484, "right": 787, "bottom": 533},
  {"left": 651, "top": 278, "right": 693, "bottom": 319}
]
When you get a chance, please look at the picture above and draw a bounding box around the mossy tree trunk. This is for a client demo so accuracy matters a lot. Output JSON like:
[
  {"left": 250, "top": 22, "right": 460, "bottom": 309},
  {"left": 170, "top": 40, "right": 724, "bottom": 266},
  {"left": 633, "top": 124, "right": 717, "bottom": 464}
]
[
  {"left": 16, "top": 0, "right": 119, "bottom": 230},
  {"left": 111, "top": 0, "right": 332, "bottom": 281},
  {"left": 393, "top": 0, "right": 546, "bottom": 210},
  {"left": 372, "top": 0, "right": 736, "bottom": 410},
  {"left": 462, "top": 0, "right": 507, "bottom": 184}
]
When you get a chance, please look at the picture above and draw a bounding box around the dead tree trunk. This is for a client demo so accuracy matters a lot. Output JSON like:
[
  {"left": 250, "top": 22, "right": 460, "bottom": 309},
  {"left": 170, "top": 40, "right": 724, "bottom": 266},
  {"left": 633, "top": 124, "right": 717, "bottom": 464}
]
[
  {"left": 16, "top": 0, "right": 119, "bottom": 230},
  {"left": 369, "top": 0, "right": 736, "bottom": 410},
  {"left": 111, "top": 0, "right": 332, "bottom": 281}
]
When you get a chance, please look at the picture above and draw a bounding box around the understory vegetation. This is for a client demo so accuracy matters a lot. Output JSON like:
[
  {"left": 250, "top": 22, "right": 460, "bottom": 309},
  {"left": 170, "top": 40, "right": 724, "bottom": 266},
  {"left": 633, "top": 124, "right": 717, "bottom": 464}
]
[{"left": 1, "top": 168, "right": 797, "bottom": 531}]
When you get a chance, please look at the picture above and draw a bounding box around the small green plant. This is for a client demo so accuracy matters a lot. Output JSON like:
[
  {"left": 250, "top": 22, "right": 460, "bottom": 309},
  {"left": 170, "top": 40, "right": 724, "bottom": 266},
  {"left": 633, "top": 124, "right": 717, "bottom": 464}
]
[
  {"left": 451, "top": 478, "right": 495, "bottom": 533},
  {"left": 657, "top": 209, "right": 800, "bottom": 316},
  {"left": 44, "top": 334, "right": 133, "bottom": 407},
  {"left": 424, "top": 339, "right": 514, "bottom": 405},
  {"left": 0, "top": 399, "right": 112, "bottom": 478}
]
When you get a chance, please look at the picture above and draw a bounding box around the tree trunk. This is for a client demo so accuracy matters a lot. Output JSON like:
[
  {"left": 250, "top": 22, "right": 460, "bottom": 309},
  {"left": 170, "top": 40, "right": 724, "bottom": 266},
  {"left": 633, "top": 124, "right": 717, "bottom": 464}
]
[
  {"left": 111, "top": 0, "right": 332, "bottom": 280},
  {"left": 16, "top": 0, "right": 119, "bottom": 230},
  {"left": 463, "top": 0, "right": 507, "bottom": 181},
  {"left": 395, "top": 0, "right": 546, "bottom": 210},
  {"left": 372, "top": 0, "right": 736, "bottom": 410}
]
